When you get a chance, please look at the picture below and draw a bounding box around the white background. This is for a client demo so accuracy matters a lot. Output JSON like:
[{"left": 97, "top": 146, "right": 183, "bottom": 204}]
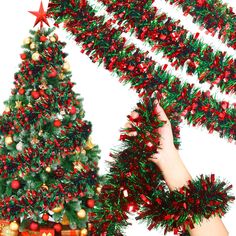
[{"left": 0, "top": 0, "right": 236, "bottom": 235}]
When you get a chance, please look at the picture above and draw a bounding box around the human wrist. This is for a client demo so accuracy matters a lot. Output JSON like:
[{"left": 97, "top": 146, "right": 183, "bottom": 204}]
[
  {"left": 154, "top": 148, "right": 192, "bottom": 191},
  {"left": 153, "top": 144, "right": 180, "bottom": 167}
]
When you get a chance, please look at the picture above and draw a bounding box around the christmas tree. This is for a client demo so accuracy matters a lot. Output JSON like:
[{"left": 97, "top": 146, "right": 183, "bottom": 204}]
[{"left": 0, "top": 3, "right": 100, "bottom": 235}]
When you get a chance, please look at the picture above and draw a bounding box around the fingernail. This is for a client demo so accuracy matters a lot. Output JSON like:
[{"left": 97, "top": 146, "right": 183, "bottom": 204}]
[{"left": 154, "top": 99, "right": 159, "bottom": 105}]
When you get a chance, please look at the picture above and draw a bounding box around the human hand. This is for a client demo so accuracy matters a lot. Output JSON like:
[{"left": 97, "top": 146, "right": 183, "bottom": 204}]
[{"left": 148, "top": 100, "right": 179, "bottom": 166}]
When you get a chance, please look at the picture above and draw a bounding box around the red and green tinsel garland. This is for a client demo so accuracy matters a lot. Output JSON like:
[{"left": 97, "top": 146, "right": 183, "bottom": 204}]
[
  {"left": 136, "top": 174, "right": 235, "bottom": 234},
  {"left": 166, "top": 0, "right": 236, "bottom": 49},
  {"left": 47, "top": 1, "right": 235, "bottom": 234},
  {"left": 96, "top": 0, "right": 236, "bottom": 94},
  {"left": 89, "top": 95, "right": 234, "bottom": 235},
  {"left": 48, "top": 1, "right": 236, "bottom": 141}
]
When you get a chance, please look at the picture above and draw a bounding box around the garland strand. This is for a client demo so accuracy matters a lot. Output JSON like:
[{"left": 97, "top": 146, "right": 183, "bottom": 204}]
[
  {"left": 47, "top": 1, "right": 235, "bottom": 234},
  {"left": 48, "top": 1, "right": 236, "bottom": 141},
  {"left": 90, "top": 95, "right": 234, "bottom": 235},
  {"left": 166, "top": 0, "right": 236, "bottom": 49},
  {"left": 96, "top": 0, "right": 236, "bottom": 94},
  {"left": 136, "top": 174, "right": 235, "bottom": 234}
]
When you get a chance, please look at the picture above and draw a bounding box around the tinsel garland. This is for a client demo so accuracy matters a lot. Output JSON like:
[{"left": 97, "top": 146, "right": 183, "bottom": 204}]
[
  {"left": 47, "top": 1, "right": 235, "bottom": 234},
  {"left": 89, "top": 95, "right": 234, "bottom": 235},
  {"left": 48, "top": 1, "right": 236, "bottom": 141},
  {"left": 95, "top": 0, "right": 236, "bottom": 94},
  {"left": 166, "top": 0, "right": 236, "bottom": 49},
  {"left": 136, "top": 174, "right": 235, "bottom": 234}
]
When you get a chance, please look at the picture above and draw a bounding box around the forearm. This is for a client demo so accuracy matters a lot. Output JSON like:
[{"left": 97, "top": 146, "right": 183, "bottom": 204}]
[{"left": 155, "top": 148, "right": 228, "bottom": 236}]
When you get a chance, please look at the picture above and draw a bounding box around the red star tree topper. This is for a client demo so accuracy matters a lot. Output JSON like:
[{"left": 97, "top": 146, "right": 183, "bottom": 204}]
[{"left": 29, "top": 1, "right": 50, "bottom": 28}]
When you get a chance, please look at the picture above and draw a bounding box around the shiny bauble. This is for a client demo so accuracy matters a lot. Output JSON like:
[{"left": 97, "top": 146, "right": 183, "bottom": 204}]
[
  {"left": 54, "top": 119, "right": 62, "bottom": 127},
  {"left": 53, "top": 223, "right": 62, "bottom": 232},
  {"left": 52, "top": 205, "right": 64, "bottom": 213},
  {"left": 30, "top": 42, "right": 36, "bottom": 50},
  {"left": 45, "top": 166, "right": 51, "bottom": 173},
  {"left": 4, "top": 106, "right": 10, "bottom": 113},
  {"left": 87, "top": 199, "right": 95, "bottom": 208},
  {"left": 69, "top": 106, "right": 77, "bottom": 115},
  {"left": 80, "top": 228, "right": 88, "bottom": 236},
  {"left": 63, "top": 62, "right": 70, "bottom": 72},
  {"left": 23, "top": 37, "right": 31, "bottom": 45},
  {"left": 40, "top": 35, "right": 47, "bottom": 42},
  {"left": 48, "top": 68, "right": 57, "bottom": 78},
  {"left": 9, "top": 221, "right": 19, "bottom": 231},
  {"left": 29, "top": 222, "right": 39, "bottom": 231},
  {"left": 20, "top": 53, "right": 27, "bottom": 60},
  {"left": 5, "top": 135, "right": 13, "bottom": 145},
  {"left": 2, "top": 226, "right": 18, "bottom": 236},
  {"left": 85, "top": 137, "right": 95, "bottom": 150},
  {"left": 42, "top": 213, "right": 49, "bottom": 221},
  {"left": 18, "top": 88, "right": 25, "bottom": 95},
  {"left": 31, "top": 91, "right": 40, "bottom": 99},
  {"left": 32, "top": 52, "right": 40, "bottom": 61},
  {"left": 49, "top": 36, "right": 56, "bottom": 42},
  {"left": 77, "top": 209, "right": 86, "bottom": 219}
]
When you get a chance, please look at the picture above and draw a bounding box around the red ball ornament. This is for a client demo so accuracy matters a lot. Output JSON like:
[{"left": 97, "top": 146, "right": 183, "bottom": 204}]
[
  {"left": 87, "top": 199, "right": 95, "bottom": 208},
  {"left": 11, "top": 180, "right": 20, "bottom": 190},
  {"left": 31, "top": 91, "right": 40, "bottom": 99},
  {"left": 53, "top": 223, "right": 62, "bottom": 232},
  {"left": 40, "top": 35, "right": 47, "bottom": 42},
  {"left": 48, "top": 69, "right": 57, "bottom": 78},
  {"left": 18, "top": 88, "right": 25, "bottom": 95},
  {"left": 30, "top": 222, "right": 39, "bottom": 231},
  {"left": 69, "top": 106, "right": 77, "bottom": 115},
  {"left": 20, "top": 53, "right": 27, "bottom": 60},
  {"left": 42, "top": 213, "right": 49, "bottom": 221},
  {"left": 54, "top": 119, "right": 62, "bottom": 127}
]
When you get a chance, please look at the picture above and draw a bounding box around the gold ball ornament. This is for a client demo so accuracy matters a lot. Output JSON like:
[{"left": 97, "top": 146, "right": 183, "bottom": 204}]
[
  {"left": 32, "top": 52, "right": 40, "bottom": 61},
  {"left": 77, "top": 209, "right": 86, "bottom": 219},
  {"left": 9, "top": 221, "right": 19, "bottom": 231},
  {"left": 30, "top": 42, "right": 36, "bottom": 50},
  {"left": 49, "top": 36, "right": 56, "bottom": 42},
  {"left": 1, "top": 226, "right": 18, "bottom": 236},
  {"left": 63, "top": 62, "right": 70, "bottom": 72},
  {"left": 4, "top": 106, "right": 10, "bottom": 113},
  {"left": 45, "top": 166, "right": 51, "bottom": 173},
  {"left": 80, "top": 228, "right": 88, "bottom": 236},
  {"left": 52, "top": 205, "right": 64, "bottom": 213},
  {"left": 85, "top": 137, "right": 95, "bottom": 150},
  {"left": 23, "top": 37, "right": 31, "bottom": 45},
  {"left": 61, "top": 214, "right": 70, "bottom": 225},
  {"left": 5, "top": 135, "right": 13, "bottom": 145}
]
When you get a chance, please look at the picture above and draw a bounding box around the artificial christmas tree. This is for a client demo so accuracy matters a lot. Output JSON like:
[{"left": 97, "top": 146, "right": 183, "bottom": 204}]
[{"left": 0, "top": 3, "right": 100, "bottom": 235}]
